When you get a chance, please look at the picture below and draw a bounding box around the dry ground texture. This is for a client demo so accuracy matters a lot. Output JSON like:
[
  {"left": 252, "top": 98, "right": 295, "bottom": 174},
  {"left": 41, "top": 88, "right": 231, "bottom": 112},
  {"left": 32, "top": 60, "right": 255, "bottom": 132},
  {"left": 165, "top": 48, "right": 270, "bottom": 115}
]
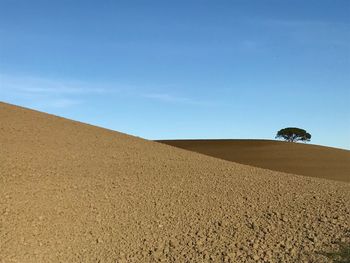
[
  {"left": 157, "top": 140, "right": 350, "bottom": 183},
  {"left": 0, "top": 102, "right": 349, "bottom": 263}
]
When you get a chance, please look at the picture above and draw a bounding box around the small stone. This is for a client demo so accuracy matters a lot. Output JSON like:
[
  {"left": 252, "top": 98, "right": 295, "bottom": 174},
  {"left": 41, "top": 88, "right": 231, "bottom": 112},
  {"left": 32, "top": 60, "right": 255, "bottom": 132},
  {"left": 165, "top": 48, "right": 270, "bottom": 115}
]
[
  {"left": 319, "top": 217, "right": 327, "bottom": 223},
  {"left": 252, "top": 255, "right": 260, "bottom": 260},
  {"left": 285, "top": 243, "right": 293, "bottom": 250},
  {"left": 227, "top": 252, "right": 236, "bottom": 259},
  {"left": 337, "top": 215, "right": 344, "bottom": 221},
  {"left": 290, "top": 248, "right": 297, "bottom": 256},
  {"left": 308, "top": 236, "right": 315, "bottom": 243}
]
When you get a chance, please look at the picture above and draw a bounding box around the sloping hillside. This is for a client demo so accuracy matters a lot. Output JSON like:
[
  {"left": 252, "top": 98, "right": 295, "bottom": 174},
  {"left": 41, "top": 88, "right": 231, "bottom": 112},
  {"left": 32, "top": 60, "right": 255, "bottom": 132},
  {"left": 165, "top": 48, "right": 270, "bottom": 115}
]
[
  {"left": 1, "top": 102, "right": 349, "bottom": 263},
  {"left": 158, "top": 139, "right": 350, "bottom": 182}
]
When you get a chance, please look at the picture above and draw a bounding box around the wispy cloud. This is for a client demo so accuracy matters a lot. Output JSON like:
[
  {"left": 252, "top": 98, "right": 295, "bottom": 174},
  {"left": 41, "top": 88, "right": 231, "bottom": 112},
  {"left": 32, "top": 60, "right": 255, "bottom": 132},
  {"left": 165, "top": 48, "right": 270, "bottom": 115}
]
[
  {"left": 142, "top": 93, "right": 212, "bottom": 106},
  {"left": 48, "top": 98, "right": 82, "bottom": 108},
  {"left": 26, "top": 98, "right": 83, "bottom": 109},
  {"left": 0, "top": 74, "right": 109, "bottom": 95},
  {"left": 0, "top": 73, "right": 213, "bottom": 110},
  {"left": 0, "top": 73, "right": 113, "bottom": 109},
  {"left": 143, "top": 93, "right": 192, "bottom": 103}
]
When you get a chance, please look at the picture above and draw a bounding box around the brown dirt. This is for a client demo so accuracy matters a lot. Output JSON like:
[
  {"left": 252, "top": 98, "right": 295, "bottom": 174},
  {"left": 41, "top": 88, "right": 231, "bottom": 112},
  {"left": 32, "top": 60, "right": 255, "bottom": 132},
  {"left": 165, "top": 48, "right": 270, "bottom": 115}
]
[
  {"left": 157, "top": 139, "right": 350, "bottom": 183},
  {"left": 1, "top": 101, "right": 350, "bottom": 263}
]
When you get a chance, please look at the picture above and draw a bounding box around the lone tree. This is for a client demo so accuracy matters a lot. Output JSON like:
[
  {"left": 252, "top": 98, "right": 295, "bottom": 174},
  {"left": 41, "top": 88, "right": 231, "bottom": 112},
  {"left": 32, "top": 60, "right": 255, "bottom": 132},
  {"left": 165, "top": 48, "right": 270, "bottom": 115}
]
[{"left": 275, "top": 127, "right": 311, "bottom": 142}]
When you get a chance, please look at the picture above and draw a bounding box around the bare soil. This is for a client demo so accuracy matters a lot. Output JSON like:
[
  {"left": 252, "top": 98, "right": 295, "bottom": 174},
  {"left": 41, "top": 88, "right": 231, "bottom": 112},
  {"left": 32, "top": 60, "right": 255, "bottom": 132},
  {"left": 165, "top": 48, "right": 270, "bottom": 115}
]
[
  {"left": 158, "top": 139, "right": 350, "bottom": 183},
  {"left": 1, "top": 102, "right": 349, "bottom": 262}
]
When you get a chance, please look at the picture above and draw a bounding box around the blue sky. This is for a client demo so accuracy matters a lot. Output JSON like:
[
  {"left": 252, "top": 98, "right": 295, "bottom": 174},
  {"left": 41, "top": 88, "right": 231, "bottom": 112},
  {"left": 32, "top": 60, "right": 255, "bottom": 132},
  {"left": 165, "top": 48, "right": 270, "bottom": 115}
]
[{"left": 1, "top": 0, "right": 349, "bottom": 149}]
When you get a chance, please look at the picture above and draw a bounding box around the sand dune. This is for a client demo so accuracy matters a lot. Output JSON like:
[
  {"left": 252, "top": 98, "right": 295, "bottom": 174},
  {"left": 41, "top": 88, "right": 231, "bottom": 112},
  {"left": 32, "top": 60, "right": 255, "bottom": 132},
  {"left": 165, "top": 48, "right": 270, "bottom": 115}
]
[
  {"left": 1, "top": 102, "right": 349, "bottom": 262},
  {"left": 157, "top": 140, "right": 350, "bottom": 183}
]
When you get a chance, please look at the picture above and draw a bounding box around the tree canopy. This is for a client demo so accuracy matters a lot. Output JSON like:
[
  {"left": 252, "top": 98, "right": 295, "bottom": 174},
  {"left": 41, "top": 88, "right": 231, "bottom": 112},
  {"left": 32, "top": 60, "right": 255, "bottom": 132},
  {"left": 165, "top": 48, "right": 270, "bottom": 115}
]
[{"left": 275, "top": 127, "right": 311, "bottom": 142}]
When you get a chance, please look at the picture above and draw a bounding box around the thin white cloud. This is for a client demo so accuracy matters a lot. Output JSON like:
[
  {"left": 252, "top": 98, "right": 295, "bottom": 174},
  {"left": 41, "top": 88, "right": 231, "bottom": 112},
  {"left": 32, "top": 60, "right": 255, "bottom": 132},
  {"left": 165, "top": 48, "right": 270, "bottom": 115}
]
[
  {"left": 0, "top": 74, "right": 109, "bottom": 95},
  {"left": 143, "top": 93, "right": 192, "bottom": 103},
  {"left": 142, "top": 93, "right": 213, "bottom": 106},
  {"left": 27, "top": 98, "right": 82, "bottom": 109},
  {"left": 50, "top": 99, "right": 82, "bottom": 108},
  {"left": 0, "top": 73, "right": 114, "bottom": 109},
  {"left": 0, "top": 73, "right": 214, "bottom": 109}
]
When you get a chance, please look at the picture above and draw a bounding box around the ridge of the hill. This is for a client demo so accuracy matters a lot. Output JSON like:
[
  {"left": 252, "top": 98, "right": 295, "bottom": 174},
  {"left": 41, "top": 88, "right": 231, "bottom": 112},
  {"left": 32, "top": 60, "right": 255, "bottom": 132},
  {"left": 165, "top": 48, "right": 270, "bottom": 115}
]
[{"left": 158, "top": 139, "right": 350, "bottom": 182}]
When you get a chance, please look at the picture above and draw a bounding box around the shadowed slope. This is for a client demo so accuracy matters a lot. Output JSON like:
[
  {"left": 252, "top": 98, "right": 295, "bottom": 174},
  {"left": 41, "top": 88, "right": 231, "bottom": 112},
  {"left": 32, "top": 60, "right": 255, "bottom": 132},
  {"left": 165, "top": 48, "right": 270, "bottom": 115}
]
[
  {"left": 1, "top": 102, "right": 350, "bottom": 263},
  {"left": 157, "top": 140, "right": 350, "bottom": 182}
]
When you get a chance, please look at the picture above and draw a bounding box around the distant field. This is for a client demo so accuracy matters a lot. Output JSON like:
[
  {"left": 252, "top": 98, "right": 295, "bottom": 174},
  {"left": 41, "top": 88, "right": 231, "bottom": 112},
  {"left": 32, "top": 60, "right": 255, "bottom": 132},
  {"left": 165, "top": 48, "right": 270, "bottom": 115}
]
[{"left": 157, "top": 139, "right": 350, "bottom": 182}]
